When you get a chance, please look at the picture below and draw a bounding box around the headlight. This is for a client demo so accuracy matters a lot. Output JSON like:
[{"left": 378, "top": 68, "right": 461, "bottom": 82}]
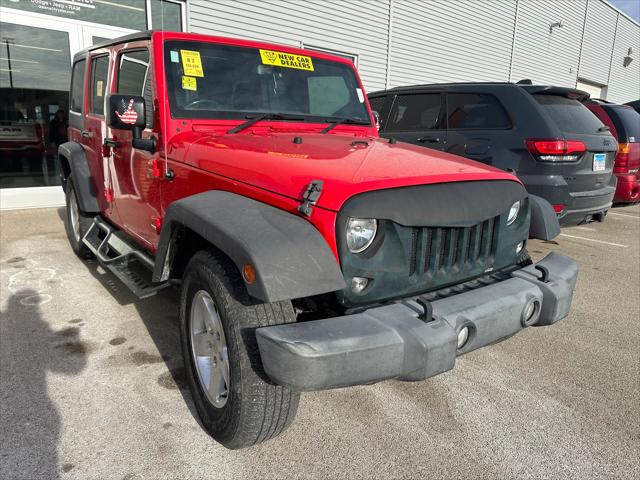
[
  {"left": 507, "top": 200, "right": 521, "bottom": 226},
  {"left": 346, "top": 218, "right": 377, "bottom": 253}
]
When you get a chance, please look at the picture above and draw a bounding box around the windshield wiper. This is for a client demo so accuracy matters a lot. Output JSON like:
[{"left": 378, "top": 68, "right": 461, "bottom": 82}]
[
  {"left": 320, "top": 117, "right": 370, "bottom": 134},
  {"left": 227, "top": 113, "right": 304, "bottom": 134}
]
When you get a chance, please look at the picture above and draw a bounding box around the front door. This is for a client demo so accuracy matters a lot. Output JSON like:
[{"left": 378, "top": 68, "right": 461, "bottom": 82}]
[
  {"left": 382, "top": 93, "right": 447, "bottom": 151},
  {"left": 109, "top": 46, "right": 162, "bottom": 251}
]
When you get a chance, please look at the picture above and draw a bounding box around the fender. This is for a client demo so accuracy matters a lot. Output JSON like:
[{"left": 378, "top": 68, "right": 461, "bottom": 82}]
[
  {"left": 529, "top": 195, "right": 561, "bottom": 241},
  {"left": 58, "top": 142, "right": 100, "bottom": 213},
  {"left": 153, "top": 191, "right": 346, "bottom": 303}
]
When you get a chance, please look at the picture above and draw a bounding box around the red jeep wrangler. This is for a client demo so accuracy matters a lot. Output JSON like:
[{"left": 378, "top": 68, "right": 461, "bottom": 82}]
[{"left": 59, "top": 31, "right": 578, "bottom": 449}]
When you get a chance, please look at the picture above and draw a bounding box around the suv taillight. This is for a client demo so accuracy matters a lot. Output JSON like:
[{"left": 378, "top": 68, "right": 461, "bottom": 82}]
[
  {"left": 614, "top": 143, "right": 640, "bottom": 174},
  {"left": 526, "top": 139, "right": 586, "bottom": 161}
]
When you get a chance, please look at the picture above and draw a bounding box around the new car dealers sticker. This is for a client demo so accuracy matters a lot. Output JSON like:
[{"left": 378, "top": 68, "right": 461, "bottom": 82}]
[{"left": 259, "top": 49, "right": 314, "bottom": 71}]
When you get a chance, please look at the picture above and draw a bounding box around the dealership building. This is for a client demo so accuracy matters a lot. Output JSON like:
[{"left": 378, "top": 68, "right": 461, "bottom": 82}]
[{"left": 1, "top": 0, "right": 638, "bottom": 209}]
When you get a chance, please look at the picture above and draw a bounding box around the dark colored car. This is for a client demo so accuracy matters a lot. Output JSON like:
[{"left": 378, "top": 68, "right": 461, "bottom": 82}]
[
  {"left": 368, "top": 83, "right": 618, "bottom": 226},
  {"left": 584, "top": 99, "right": 640, "bottom": 203},
  {"left": 624, "top": 100, "right": 640, "bottom": 113},
  {"left": 58, "top": 31, "right": 577, "bottom": 449}
]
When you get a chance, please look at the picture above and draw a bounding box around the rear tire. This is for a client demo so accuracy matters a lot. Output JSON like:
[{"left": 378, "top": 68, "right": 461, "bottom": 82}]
[
  {"left": 64, "top": 175, "right": 94, "bottom": 259},
  {"left": 180, "top": 250, "right": 300, "bottom": 449}
]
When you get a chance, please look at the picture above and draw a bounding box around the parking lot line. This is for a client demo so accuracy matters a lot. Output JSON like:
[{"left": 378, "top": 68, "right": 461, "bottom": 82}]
[
  {"left": 559, "top": 233, "right": 629, "bottom": 248},
  {"left": 607, "top": 212, "right": 639, "bottom": 219}
]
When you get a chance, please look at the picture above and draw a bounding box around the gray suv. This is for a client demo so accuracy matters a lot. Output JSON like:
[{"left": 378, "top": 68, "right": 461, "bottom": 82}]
[{"left": 369, "top": 83, "right": 617, "bottom": 226}]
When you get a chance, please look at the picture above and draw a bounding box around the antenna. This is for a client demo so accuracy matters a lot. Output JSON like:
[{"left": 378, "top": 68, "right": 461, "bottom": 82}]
[{"left": 161, "top": 3, "right": 169, "bottom": 178}]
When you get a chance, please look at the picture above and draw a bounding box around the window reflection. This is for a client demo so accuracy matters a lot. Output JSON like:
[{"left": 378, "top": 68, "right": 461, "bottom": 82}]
[{"left": 0, "top": 23, "right": 71, "bottom": 188}]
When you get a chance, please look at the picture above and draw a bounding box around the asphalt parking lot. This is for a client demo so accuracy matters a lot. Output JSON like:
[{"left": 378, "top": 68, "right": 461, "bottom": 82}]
[{"left": 1, "top": 204, "right": 638, "bottom": 479}]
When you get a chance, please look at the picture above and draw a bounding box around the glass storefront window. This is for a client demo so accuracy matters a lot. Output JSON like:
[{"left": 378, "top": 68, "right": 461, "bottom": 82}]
[
  {"left": 5, "top": 0, "right": 147, "bottom": 31},
  {"left": 1, "top": 23, "right": 71, "bottom": 189},
  {"left": 151, "top": 0, "right": 183, "bottom": 31}
]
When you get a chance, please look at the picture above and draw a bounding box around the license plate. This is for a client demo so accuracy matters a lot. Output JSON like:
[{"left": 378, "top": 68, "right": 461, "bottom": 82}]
[{"left": 593, "top": 153, "right": 606, "bottom": 172}]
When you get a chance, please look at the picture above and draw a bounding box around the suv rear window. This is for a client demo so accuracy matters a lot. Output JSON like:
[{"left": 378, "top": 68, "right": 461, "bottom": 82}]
[
  {"left": 604, "top": 105, "right": 640, "bottom": 142},
  {"left": 534, "top": 94, "right": 604, "bottom": 134}
]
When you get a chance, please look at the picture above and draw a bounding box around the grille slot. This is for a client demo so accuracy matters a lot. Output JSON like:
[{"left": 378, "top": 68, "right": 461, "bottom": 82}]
[{"left": 419, "top": 216, "right": 499, "bottom": 276}]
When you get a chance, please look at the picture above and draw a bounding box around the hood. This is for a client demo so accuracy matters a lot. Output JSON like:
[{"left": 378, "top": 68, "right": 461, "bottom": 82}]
[{"left": 174, "top": 131, "right": 520, "bottom": 211}]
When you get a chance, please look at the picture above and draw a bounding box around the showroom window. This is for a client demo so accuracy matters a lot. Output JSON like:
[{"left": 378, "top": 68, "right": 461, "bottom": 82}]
[
  {"left": 90, "top": 56, "right": 110, "bottom": 116},
  {"left": 386, "top": 94, "right": 443, "bottom": 132},
  {"left": 150, "top": 0, "right": 184, "bottom": 31},
  {"left": 0, "top": 23, "right": 73, "bottom": 189},
  {"left": 446, "top": 93, "right": 511, "bottom": 130}
]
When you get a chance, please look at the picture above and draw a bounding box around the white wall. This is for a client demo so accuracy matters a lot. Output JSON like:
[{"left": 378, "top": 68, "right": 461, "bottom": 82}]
[{"left": 188, "top": 0, "right": 640, "bottom": 102}]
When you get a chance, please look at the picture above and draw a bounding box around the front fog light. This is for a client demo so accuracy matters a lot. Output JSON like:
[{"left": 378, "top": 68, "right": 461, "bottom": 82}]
[
  {"left": 507, "top": 200, "right": 521, "bottom": 225},
  {"left": 351, "top": 276, "right": 369, "bottom": 294},
  {"left": 346, "top": 218, "right": 377, "bottom": 253},
  {"left": 457, "top": 326, "right": 470, "bottom": 349},
  {"left": 516, "top": 241, "right": 524, "bottom": 254}
]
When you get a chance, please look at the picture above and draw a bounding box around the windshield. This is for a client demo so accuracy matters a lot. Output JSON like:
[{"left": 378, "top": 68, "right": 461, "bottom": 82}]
[{"left": 164, "top": 41, "right": 370, "bottom": 123}]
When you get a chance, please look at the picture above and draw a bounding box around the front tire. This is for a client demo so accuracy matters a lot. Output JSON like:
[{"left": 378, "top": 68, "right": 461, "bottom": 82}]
[
  {"left": 180, "top": 250, "right": 300, "bottom": 449},
  {"left": 64, "top": 175, "right": 94, "bottom": 259}
]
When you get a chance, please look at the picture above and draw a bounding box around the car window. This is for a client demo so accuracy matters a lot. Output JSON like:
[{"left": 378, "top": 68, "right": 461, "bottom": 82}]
[
  {"left": 368, "top": 96, "right": 385, "bottom": 115},
  {"left": 447, "top": 93, "right": 511, "bottom": 129},
  {"left": 117, "top": 49, "right": 153, "bottom": 128},
  {"left": 386, "top": 94, "right": 442, "bottom": 131},
  {"left": 605, "top": 106, "right": 640, "bottom": 142},
  {"left": 534, "top": 94, "right": 604, "bottom": 134},
  {"left": 90, "top": 56, "right": 109, "bottom": 115},
  {"left": 70, "top": 59, "right": 86, "bottom": 114}
]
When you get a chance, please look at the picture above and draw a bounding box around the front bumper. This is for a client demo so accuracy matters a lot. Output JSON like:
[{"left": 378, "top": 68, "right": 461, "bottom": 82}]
[{"left": 256, "top": 252, "right": 578, "bottom": 391}]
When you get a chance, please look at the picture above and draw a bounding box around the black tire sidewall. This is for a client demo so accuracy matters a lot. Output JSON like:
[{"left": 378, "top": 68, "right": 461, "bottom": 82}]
[{"left": 179, "top": 255, "right": 244, "bottom": 443}]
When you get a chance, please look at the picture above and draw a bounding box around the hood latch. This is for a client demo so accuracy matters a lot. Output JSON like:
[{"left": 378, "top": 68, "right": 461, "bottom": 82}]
[{"left": 298, "top": 180, "right": 323, "bottom": 217}]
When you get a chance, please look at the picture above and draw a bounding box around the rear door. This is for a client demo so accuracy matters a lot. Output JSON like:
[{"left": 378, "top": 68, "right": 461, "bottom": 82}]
[
  {"left": 383, "top": 93, "right": 446, "bottom": 150},
  {"left": 444, "top": 92, "right": 513, "bottom": 166},
  {"left": 532, "top": 93, "right": 617, "bottom": 194},
  {"left": 84, "top": 52, "right": 115, "bottom": 217}
]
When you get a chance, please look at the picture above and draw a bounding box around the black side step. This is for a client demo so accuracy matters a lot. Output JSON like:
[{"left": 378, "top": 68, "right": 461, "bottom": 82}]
[{"left": 82, "top": 218, "right": 170, "bottom": 299}]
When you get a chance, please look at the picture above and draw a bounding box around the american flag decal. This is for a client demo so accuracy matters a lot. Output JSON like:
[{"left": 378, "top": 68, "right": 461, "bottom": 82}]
[{"left": 115, "top": 99, "right": 138, "bottom": 125}]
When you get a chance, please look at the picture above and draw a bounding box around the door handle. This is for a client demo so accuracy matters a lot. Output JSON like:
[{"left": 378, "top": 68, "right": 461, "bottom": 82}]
[
  {"left": 103, "top": 138, "right": 120, "bottom": 149},
  {"left": 418, "top": 136, "right": 440, "bottom": 143},
  {"left": 81, "top": 130, "right": 92, "bottom": 139}
]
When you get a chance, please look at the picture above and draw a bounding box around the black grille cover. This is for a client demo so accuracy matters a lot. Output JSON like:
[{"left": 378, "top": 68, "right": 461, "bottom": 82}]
[{"left": 336, "top": 180, "right": 530, "bottom": 307}]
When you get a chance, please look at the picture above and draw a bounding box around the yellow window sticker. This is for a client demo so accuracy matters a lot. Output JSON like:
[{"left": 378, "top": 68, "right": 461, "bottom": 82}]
[
  {"left": 182, "top": 76, "right": 197, "bottom": 91},
  {"left": 180, "top": 49, "right": 204, "bottom": 77},
  {"left": 259, "top": 49, "right": 314, "bottom": 71},
  {"left": 96, "top": 80, "right": 104, "bottom": 97}
]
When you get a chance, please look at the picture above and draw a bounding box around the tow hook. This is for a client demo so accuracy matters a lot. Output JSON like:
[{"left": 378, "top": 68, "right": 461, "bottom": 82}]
[{"left": 416, "top": 296, "right": 434, "bottom": 323}]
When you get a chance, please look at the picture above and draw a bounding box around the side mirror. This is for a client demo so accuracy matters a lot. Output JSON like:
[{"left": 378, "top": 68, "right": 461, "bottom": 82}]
[
  {"left": 106, "top": 94, "right": 155, "bottom": 153},
  {"left": 372, "top": 110, "right": 381, "bottom": 131}
]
